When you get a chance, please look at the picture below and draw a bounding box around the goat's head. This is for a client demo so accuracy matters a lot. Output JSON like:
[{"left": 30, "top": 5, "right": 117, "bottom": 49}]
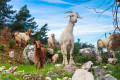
[
  {"left": 65, "top": 11, "right": 82, "bottom": 23},
  {"left": 51, "top": 33, "right": 55, "bottom": 38},
  {"left": 26, "top": 29, "right": 34, "bottom": 36},
  {"left": 33, "top": 41, "right": 42, "bottom": 49},
  {"left": 109, "top": 33, "right": 114, "bottom": 39}
]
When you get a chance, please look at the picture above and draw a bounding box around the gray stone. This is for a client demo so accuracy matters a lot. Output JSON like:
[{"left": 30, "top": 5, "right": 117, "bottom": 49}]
[
  {"left": 108, "top": 58, "right": 117, "bottom": 65},
  {"left": 45, "top": 77, "right": 51, "bottom": 80},
  {"left": 46, "top": 71, "right": 58, "bottom": 77},
  {"left": 93, "top": 66, "right": 105, "bottom": 76},
  {"left": 9, "top": 51, "right": 15, "bottom": 58},
  {"left": 82, "top": 61, "right": 93, "bottom": 71},
  {"left": 6, "top": 66, "right": 18, "bottom": 73},
  {"left": 63, "top": 65, "right": 78, "bottom": 74},
  {"left": 79, "top": 48, "right": 98, "bottom": 56},
  {"left": 96, "top": 74, "right": 117, "bottom": 80},
  {"left": 23, "top": 45, "right": 35, "bottom": 63}
]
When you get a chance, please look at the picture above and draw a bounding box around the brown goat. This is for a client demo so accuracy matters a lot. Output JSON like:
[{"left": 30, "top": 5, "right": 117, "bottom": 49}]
[{"left": 34, "top": 41, "right": 46, "bottom": 70}]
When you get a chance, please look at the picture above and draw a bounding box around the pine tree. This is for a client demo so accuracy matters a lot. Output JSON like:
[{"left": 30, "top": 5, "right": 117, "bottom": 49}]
[
  {"left": 32, "top": 24, "right": 49, "bottom": 44},
  {"left": 12, "top": 5, "right": 38, "bottom": 32},
  {"left": 0, "top": 0, "right": 15, "bottom": 30}
]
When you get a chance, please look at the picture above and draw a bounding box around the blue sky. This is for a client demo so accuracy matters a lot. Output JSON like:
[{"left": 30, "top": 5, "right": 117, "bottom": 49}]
[{"left": 9, "top": 0, "right": 116, "bottom": 47}]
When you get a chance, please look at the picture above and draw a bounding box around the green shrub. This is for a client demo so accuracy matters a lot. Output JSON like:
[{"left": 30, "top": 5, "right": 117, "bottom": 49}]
[
  {"left": 0, "top": 44, "right": 5, "bottom": 51},
  {"left": 8, "top": 39, "right": 15, "bottom": 48}
]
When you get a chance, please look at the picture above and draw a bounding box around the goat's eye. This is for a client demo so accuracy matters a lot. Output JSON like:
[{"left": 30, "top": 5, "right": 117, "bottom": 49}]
[{"left": 71, "top": 15, "right": 74, "bottom": 17}]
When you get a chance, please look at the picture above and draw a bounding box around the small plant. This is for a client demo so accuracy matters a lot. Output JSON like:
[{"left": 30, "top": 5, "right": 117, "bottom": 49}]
[
  {"left": 8, "top": 39, "right": 15, "bottom": 48},
  {"left": 0, "top": 44, "right": 5, "bottom": 51}
]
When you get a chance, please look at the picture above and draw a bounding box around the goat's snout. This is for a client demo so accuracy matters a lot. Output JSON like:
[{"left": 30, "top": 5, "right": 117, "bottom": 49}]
[{"left": 75, "top": 19, "right": 77, "bottom": 23}]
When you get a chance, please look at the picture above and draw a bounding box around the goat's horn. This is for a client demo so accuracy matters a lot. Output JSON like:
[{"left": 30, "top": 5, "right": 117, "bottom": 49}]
[{"left": 65, "top": 11, "right": 73, "bottom": 14}]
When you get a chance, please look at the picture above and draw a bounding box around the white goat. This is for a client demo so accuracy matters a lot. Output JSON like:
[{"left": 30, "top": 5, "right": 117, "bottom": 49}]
[
  {"left": 14, "top": 29, "right": 33, "bottom": 48},
  {"left": 59, "top": 11, "right": 82, "bottom": 65},
  {"left": 48, "top": 33, "right": 56, "bottom": 49},
  {"left": 97, "top": 33, "right": 115, "bottom": 58}
]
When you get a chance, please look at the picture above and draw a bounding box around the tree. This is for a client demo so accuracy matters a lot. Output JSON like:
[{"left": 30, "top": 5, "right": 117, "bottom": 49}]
[
  {"left": 0, "top": 0, "right": 15, "bottom": 30},
  {"left": 11, "top": 5, "right": 38, "bottom": 32},
  {"left": 32, "top": 24, "right": 49, "bottom": 44}
]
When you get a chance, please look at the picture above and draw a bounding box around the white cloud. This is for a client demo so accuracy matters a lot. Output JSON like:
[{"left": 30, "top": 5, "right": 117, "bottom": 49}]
[{"left": 40, "top": 0, "right": 73, "bottom": 5}]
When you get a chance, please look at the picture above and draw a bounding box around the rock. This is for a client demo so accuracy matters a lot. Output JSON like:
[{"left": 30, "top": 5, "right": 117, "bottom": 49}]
[
  {"left": 63, "top": 65, "right": 78, "bottom": 74},
  {"left": 82, "top": 61, "right": 93, "bottom": 71},
  {"left": 93, "top": 66, "right": 105, "bottom": 76},
  {"left": 55, "top": 64, "right": 62, "bottom": 67},
  {"left": 72, "top": 69, "right": 94, "bottom": 80},
  {"left": 103, "top": 66, "right": 107, "bottom": 69},
  {"left": 0, "top": 67, "right": 5, "bottom": 71},
  {"left": 96, "top": 74, "right": 117, "bottom": 80},
  {"left": 46, "top": 48, "right": 54, "bottom": 55},
  {"left": 14, "top": 70, "right": 24, "bottom": 75},
  {"left": 108, "top": 58, "right": 117, "bottom": 65},
  {"left": 6, "top": 66, "right": 18, "bottom": 73},
  {"left": 9, "top": 51, "right": 15, "bottom": 58},
  {"left": 57, "top": 78, "right": 61, "bottom": 80},
  {"left": 104, "top": 74, "right": 117, "bottom": 80},
  {"left": 96, "top": 56, "right": 102, "bottom": 62},
  {"left": 46, "top": 71, "right": 58, "bottom": 77},
  {"left": 79, "top": 48, "right": 98, "bottom": 56},
  {"left": 45, "top": 77, "right": 51, "bottom": 80},
  {"left": 62, "top": 77, "right": 68, "bottom": 80},
  {"left": 23, "top": 45, "right": 35, "bottom": 63}
]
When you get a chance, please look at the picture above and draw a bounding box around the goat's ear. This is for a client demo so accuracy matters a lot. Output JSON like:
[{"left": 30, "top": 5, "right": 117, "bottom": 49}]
[
  {"left": 76, "top": 12, "right": 83, "bottom": 19},
  {"left": 64, "top": 14, "right": 72, "bottom": 18}
]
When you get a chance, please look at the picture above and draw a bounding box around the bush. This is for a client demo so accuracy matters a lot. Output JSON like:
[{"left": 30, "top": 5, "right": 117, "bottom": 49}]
[
  {"left": 0, "top": 26, "right": 13, "bottom": 41},
  {"left": 0, "top": 44, "right": 5, "bottom": 51},
  {"left": 8, "top": 39, "right": 15, "bottom": 48}
]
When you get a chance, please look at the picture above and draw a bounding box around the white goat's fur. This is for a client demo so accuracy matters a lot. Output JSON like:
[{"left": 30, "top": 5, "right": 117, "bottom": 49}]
[
  {"left": 48, "top": 33, "right": 56, "bottom": 49},
  {"left": 59, "top": 11, "right": 82, "bottom": 65},
  {"left": 14, "top": 29, "right": 33, "bottom": 48},
  {"left": 97, "top": 33, "right": 115, "bottom": 58}
]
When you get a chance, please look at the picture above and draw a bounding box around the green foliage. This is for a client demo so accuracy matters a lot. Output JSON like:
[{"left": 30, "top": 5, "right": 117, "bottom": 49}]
[
  {"left": 0, "top": 44, "right": 5, "bottom": 51},
  {"left": 11, "top": 5, "right": 38, "bottom": 32},
  {"left": 0, "top": 0, "right": 16, "bottom": 30},
  {"left": 32, "top": 24, "right": 49, "bottom": 44},
  {"left": 8, "top": 39, "right": 15, "bottom": 48}
]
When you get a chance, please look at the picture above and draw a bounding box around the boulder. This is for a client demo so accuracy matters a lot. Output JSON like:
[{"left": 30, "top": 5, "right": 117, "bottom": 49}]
[
  {"left": 9, "top": 51, "right": 15, "bottom": 58},
  {"left": 72, "top": 69, "right": 94, "bottom": 80},
  {"left": 108, "top": 58, "right": 117, "bottom": 65},
  {"left": 93, "top": 66, "right": 105, "bottom": 76},
  {"left": 63, "top": 65, "right": 78, "bottom": 74},
  {"left": 82, "top": 61, "right": 93, "bottom": 71},
  {"left": 96, "top": 56, "right": 102, "bottom": 62},
  {"left": 23, "top": 45, "right": 35, "bottom": 63},
  {"left": 79, "top": 48, "right": 98, "bottom": 56}
]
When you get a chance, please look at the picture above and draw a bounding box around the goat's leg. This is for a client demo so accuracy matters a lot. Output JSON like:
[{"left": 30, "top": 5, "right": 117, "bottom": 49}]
[
  {"left": 69, "top": 47, "right": 75, "bottom": 65},
  {"left": 35, "top": 60, "right": 38, "bottom": 70},
  {"left": 63, "top": 46, "right": 68, "bottom": 65},
  {"left": 39, "top": 60, "right": 43, "bottom": 69},
  {"left": 18, "top": 40, "right": 21, "bottom": 48},
  {"left": 61, "top": 47, "right": 65, "bottom": 64},
  {"left": 25, "top": 40, "right": 28, "bottom": 47}
]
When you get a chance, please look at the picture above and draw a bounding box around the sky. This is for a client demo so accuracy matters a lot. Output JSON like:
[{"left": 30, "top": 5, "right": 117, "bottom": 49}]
[{"left": 8, "top": 0, "right": 117, "bottom": 47}]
